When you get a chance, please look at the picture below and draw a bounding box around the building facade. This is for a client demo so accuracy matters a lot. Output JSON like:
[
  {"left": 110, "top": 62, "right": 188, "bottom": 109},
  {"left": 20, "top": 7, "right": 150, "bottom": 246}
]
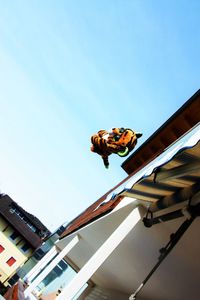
[{"left": 0, "top": 194, "right": 50, "bottom": 288}]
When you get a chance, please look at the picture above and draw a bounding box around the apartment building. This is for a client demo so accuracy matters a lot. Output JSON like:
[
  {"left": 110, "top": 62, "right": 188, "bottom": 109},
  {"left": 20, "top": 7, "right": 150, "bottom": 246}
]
[{"left": 0, "top": 194, "right": 50, "bottom": 288}]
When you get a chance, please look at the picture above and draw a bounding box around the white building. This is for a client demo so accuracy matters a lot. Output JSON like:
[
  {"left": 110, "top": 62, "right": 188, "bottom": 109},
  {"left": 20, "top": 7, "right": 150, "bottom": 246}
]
[{"left": 6, "top": 90, "right": 200, "bottom": 300}]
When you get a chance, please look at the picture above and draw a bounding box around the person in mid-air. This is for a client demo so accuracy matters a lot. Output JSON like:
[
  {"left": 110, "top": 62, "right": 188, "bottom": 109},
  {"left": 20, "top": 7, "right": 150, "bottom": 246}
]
[{"left": 90, "top": 127, "right": 142, "bottom": 168}]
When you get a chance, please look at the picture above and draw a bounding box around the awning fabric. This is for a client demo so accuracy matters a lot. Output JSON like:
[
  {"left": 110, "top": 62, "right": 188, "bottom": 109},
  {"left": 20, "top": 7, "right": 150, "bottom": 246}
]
[{"left": 100, "top": 123, "right": 200, "bottom": 209}]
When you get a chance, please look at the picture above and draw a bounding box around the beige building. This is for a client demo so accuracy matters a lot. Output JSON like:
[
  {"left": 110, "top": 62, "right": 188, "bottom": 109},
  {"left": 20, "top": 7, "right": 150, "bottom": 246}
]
[
  {"left": 0, "top": 226, "right": 32, "bottom": 284},
  {"left": 0, "top": 195, "right": 50, "bottom": 287}
]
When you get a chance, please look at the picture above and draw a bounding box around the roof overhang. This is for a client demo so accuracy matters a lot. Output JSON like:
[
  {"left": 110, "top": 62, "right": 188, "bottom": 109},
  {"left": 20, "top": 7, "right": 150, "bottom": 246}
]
[
  {"left": 122, "top": 89, "right": 200, "bottom": 175},
  {"left": 57, "top": 196, "right": 200, "bottom": 299}
]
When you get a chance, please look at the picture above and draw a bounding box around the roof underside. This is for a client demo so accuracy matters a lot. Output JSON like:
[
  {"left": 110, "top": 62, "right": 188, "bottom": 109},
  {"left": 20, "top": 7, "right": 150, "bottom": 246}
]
[
  {"left": 58, "top": 132, "right": 200, "bottom": 299},
  {"left": 122, "top": 89, "right": 200, "bottom": 175},
  {"left": 59, "top": 204, "right": 200, "bottom": 300}
]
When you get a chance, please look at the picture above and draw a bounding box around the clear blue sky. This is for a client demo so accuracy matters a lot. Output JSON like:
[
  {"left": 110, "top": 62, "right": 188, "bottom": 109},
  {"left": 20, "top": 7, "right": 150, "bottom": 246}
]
[{"left": 0, "top": 1, "right": 199, "bottom": 231}]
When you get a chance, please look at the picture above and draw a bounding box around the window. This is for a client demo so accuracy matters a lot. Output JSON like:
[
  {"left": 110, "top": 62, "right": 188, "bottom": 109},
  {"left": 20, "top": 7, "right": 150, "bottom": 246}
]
[
  {"left": 27, "top": 223, "right": 37, "bottom": 232},
  {"left": 21, "top": 243, "right": 29, "bottom": 252},
  {"left": 6, "top": 257, "right": 16, "bottom": 267},
  {"left": 0, "top": 245, "right": 5, "bottom": 253},
  {"left": 10, "top": 232, "right": 19, "bottom": 240},
  {"left": 9, "top": 208, "right": 16, "bottom": 214}
]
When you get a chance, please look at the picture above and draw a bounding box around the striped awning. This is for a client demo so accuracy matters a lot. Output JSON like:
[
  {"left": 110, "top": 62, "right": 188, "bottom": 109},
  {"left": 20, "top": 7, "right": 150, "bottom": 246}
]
[{"left": 102, "top": 122, "right": 200, "bottom": 212}]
